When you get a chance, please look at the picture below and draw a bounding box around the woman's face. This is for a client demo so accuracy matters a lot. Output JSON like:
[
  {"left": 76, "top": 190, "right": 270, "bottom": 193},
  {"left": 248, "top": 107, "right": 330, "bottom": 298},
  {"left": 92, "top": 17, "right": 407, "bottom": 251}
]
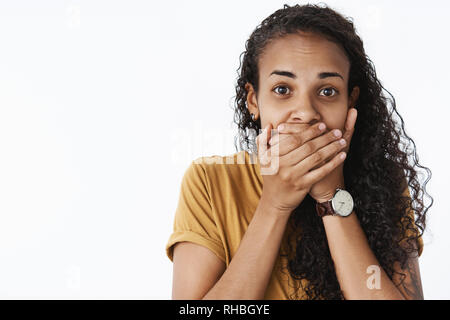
[{"left": 246, "top": 31, "right": 359, "bottom": 134}]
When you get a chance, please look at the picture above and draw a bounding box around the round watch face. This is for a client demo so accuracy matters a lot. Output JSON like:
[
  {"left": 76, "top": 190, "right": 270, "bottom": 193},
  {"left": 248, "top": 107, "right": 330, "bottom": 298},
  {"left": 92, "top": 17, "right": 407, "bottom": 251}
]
[{"left": 331, "top": 189, "right": 354, "bottom": 217}]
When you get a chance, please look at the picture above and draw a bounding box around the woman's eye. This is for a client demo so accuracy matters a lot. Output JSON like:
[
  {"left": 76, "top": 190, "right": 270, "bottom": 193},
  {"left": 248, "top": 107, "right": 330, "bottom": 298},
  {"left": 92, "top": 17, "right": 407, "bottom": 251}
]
[
  {"left": 273, "top": 85, "right": 291, "bottom": 96},
  {"left": 319, "top": 87, "right": 339, "bottom": 97}
]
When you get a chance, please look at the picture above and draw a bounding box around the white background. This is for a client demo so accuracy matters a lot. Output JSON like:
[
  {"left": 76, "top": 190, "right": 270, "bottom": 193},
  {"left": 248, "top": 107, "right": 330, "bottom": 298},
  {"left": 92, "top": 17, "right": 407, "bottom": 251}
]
[{"left": 0, "top": 0, "right": 448, "bottom": 299}]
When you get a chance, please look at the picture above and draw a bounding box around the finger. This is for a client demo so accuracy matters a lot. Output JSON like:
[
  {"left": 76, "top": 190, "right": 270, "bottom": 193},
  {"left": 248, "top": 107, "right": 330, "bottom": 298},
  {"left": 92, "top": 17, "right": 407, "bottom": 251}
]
[
  {"left": 268, "top": 130, "right": 285, "bottom": 146},
  {"left": 291, "top": 132, "right": 346, "bottom": 172},
  {"left": 269, "top": 121, "right": 327, "bottom": 149},
  {"left": 281, "top": 126, "right": 343, "bottom": 164},
  {"left": 277, "top": 122, "right": 325, "bottom": 135},
  {"left": 301, "top": 151, "right": 347, "bottom": 185},
  {"left": 341, "top": 108, "right": 357, "bottom": 153},
  {"left": 309, "top": 148, "right": 341, "bottom": 171},
  {"left": 257, "top": 123, "right": 271, "bottom": 165},
  {"left": 344, "top": 108, "right": 357, "bottom": 136},
  {"left": 309, "top": 141, "right": 343, "bottom": 170}
]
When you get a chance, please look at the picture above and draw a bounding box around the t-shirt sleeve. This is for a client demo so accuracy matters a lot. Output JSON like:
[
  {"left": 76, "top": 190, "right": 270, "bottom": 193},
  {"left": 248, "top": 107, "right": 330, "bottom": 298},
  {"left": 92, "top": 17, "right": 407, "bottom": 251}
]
[
  {"left": 165, "top": 160, "right": 226, "bottom": 264},
  {"left": 400, "top": 186, "right": 424, "bottom": 257}
]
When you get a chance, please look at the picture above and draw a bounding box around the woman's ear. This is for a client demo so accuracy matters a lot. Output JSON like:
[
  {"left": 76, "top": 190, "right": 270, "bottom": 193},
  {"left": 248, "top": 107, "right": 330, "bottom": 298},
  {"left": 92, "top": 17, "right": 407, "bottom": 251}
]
[{"left": 245, "top": 82, "right": 259, "bottom": 118}]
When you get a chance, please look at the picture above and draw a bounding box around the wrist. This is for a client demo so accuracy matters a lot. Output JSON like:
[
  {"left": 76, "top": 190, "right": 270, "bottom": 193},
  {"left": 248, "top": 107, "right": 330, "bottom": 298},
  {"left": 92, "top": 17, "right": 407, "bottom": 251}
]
[
  {"left": 315, "top": 198, "right": 332, "bottom": 204},
  {"left": 315, "top": 187, "right": 354, "bottom": 218},
  {"left": 313, "top": 184, "right": 345, "bottom": 204},
  {"left": 257, "top": 195, "right": 299, "bottom": 220}
]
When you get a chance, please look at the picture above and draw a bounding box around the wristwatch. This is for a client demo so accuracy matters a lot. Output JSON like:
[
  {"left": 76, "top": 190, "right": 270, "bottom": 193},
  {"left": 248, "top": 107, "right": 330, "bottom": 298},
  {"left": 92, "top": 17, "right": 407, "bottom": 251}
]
[{"left": 315, "top": 188, "right": 354, "bottom": 217}]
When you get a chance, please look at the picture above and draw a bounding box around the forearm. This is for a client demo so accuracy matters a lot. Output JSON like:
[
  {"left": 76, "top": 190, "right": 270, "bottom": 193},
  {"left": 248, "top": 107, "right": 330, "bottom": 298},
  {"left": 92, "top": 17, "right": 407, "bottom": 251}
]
[
  {"left": 202, "top": 198, "right": 291, "bottom": 300},
  {"left": 322, "top": 212, "right": 405, "bottom": 299}
]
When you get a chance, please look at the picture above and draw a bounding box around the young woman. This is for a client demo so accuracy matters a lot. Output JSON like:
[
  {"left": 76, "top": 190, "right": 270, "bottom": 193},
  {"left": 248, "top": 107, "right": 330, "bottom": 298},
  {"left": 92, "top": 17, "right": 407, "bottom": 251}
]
[{"left": 166, "top": 4, "right": 432, "bottom": 300}]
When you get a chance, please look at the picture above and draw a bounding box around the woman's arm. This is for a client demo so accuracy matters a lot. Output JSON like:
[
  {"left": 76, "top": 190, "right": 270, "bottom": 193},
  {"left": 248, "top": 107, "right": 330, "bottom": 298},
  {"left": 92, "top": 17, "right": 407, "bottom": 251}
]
[
  {"left": 172, "top": 241, "right": 226, "bottom": 299},
  {"left": 322, "top": 211, "right": 423, "bottom": 299},
  {"left": 172, "top": 196, "right": 291, "bottom": 300}
]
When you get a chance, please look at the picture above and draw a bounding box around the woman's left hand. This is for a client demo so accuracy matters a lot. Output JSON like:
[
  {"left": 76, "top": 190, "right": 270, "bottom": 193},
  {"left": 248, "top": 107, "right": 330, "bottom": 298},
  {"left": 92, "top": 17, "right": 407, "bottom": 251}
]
[{"left": 308, "top": 107, "right": 358, "bottom": 203}]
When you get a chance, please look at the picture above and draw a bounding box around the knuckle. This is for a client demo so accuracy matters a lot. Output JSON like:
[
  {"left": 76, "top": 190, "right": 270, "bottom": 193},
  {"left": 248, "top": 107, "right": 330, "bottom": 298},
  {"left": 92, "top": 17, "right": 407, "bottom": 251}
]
[
  {"left": 279, "top": 170, "right": 289, "bottom": 182},
  {"left": 293, "top": 136, "right": 302, "bottom": 148},
  {"left": 286, "top": 134, "right": 302, "bottom": 147},
  {"left": 303, "top": 141, "right": 314, "bottom": 154},
  {"left": 292, "top": 182, "right": 301, "bottom": 190},
  {"left": 295, "top": 134, "right": 304, "bottom": 146},
  {"left": 335, "top": 140, "right": 343, "bottom": 151},
  {"left": 294, "top": 179, "right": 305, "bottom": 190},
  {"left": 329, "top": 130, "right": 338, "bottom": 140},
  {"left": 285, "top": 137, "right": 296, "bottom": 149},
  {"left": 312, "top": 152, "right": 323, "bottom": 163},
  {"left": 286, "top": 135, "right": 296, "bottom": 144}
]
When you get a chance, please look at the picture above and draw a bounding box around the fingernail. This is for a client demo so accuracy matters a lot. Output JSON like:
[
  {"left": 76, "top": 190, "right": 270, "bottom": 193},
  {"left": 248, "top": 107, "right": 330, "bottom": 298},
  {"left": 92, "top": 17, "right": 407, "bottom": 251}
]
[
  {"left": 277, "top": 124, "right": 285, "bottom": 131},
  {"left": 333, "top": 129, "right": 342, "bottom": 137},
  {"left": 318, "top": 123, "right": 326, "bottom": 131}
]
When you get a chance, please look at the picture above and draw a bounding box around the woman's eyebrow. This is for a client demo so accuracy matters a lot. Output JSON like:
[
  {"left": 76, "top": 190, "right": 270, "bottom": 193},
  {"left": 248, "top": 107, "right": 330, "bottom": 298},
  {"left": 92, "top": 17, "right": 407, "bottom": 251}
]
[{"left": 269, "top": 70, "right": 344, "bottom": 81}]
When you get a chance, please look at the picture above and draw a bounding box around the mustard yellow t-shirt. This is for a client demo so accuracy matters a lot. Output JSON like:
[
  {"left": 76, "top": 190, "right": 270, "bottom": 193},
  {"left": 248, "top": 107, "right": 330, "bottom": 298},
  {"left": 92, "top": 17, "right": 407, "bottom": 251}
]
[{"left": 165, "top": 150, "right": 423, "bottom": 299}]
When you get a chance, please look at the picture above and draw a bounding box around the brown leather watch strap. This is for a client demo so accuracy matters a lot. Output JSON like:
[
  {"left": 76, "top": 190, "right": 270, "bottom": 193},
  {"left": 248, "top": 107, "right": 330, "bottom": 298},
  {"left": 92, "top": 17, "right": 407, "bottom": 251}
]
[{"left": 316, "top": 200, "right": 335, "bottom": 217}]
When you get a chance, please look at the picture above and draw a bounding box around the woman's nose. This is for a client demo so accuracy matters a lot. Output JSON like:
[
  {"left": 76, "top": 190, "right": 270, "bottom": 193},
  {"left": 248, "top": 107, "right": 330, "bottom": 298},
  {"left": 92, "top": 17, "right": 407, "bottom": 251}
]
[{"left": 288, "top": 101, "right": 321, "bottom": 124}]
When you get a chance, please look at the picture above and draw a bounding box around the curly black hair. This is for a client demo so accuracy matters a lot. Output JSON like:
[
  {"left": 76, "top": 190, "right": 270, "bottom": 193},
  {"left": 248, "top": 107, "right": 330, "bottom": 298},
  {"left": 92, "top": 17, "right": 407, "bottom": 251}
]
[{"left": 231, "top": 3, "right": 433, "bottom": 299}]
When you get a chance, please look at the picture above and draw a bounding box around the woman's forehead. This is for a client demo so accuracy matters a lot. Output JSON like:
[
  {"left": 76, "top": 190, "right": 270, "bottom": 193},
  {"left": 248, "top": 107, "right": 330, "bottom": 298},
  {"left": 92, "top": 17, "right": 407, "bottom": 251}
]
[{"left": 258, "top": 33, "right": 350, "bottom": 80}]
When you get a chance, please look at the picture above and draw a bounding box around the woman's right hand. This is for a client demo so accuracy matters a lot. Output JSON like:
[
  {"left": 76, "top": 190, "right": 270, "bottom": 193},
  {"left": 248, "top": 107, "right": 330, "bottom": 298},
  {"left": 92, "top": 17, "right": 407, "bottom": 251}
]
[{"left": 256, "top": 121, "right": 347, "bottom": 215}]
